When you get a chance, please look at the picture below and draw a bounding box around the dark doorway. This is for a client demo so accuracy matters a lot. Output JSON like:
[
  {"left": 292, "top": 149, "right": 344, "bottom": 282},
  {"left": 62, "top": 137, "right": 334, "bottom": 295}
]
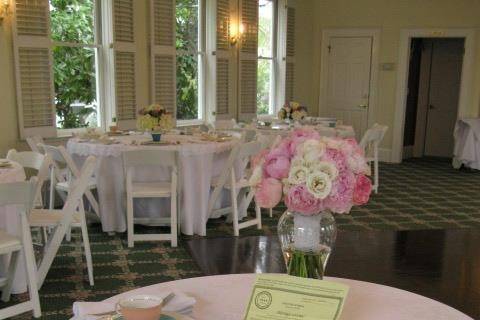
[{"left": 403, "top": 38, "right": 464, "bottom": 159}]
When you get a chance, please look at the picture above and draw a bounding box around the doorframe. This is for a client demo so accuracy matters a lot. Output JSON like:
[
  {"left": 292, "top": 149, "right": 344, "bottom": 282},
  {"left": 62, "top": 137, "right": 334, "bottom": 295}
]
[
  {"left": 392, "top": 28, "right": 476, "bottom": 163},
  {"left": 318, "top": 28, "right": 381, "bottom": 131}
]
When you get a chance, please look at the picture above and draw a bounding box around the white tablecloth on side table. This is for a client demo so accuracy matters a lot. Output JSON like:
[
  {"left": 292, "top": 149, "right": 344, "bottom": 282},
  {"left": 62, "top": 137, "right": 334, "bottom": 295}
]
[
  {"left": 252, "top": 124, "right": 356, "bottom": 139},
  {"left": 67, "top": 134, "right": 240, "bottom": 236},
  {"left": 73, "top": 274, "right": 472, "bottom": 320},
  {"left": 453, "top": 118, "right": 480, "bottom": 169},
  {"left": 0, "top": 160, "right": 27, "bottom": 294}
]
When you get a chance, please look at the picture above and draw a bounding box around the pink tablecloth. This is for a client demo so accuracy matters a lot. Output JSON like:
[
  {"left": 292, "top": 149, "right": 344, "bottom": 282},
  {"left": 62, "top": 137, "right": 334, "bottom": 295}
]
[
  {"left": 74, "top": 274, "right": 472, "bottom": 320},
  {"left": 0, "top": 160, "right": 27, "bottom": 294}
]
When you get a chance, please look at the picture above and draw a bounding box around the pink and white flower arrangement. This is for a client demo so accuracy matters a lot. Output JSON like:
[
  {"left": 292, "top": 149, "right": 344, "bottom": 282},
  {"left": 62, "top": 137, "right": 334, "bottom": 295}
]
[
  {"left": 277, "top": 101, "right": 308, "bottom": 121},
  {"left": 253, "top": 128, "right": 372, "bottom": 215}
]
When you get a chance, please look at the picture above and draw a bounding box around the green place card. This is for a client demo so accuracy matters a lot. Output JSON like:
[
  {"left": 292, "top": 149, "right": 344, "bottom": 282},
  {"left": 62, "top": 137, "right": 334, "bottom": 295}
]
[{"left": 244, "top": 274, "right": 349, "bottom": 320}]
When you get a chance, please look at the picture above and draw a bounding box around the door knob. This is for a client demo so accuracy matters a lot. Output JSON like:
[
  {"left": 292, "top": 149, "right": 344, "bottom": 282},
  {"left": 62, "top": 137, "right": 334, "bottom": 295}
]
[{"left": 358, "top": 104, "right": 368, "bottom": 109}]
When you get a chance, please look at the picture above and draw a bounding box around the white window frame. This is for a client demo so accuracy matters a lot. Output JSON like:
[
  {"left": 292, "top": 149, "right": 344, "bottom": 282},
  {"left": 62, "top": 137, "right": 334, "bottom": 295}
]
[
  {"left": 257, "top": 0, "right": 278, "bottom": 115},
  {"left": 49, "top": 0, "right": 104, "bottom": 134},
  {"left": 176, "top": 0, "right": 207, "bottom": 125}
]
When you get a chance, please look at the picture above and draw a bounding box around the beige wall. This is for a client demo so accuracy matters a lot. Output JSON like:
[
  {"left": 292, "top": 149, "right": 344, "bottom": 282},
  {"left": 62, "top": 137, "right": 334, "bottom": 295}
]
[
  {"left": 2, "top": 0, "right": 480, "bottom": 158},
  {"left": 291, "top": 0, "right": 480, "bottom": 159}
]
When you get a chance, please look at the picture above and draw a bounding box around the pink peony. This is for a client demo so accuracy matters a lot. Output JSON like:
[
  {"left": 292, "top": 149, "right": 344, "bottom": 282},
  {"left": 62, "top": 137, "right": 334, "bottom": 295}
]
[
  {"left": 269, "top": 140, "right": 292, "bottom": 159},
  {"left": 324, "top": 171, "right": 355, "bottom": 214},
  {"left": 255, "top": 178, "right": 283, "bottom": 208},
  {"left": 323, "top": 148, "right": 348, "bottom": 173},
  {"left": 264, "top": 154, "right": 290, "bottom": 179},
  {"left": 288, "top": 128, "right": 321, "bottom": 154},
  {"left": 284, "top": 184, "right": 324, "bottom": 215},
  {"left": 353, "top": 175, "right": 372, "bottom": 205},
  {"left": 251, "top": 149, "right": 269, "bottom": 169},
  {"left": 291, "top": 128, "right": 320, "bottom": 140}
]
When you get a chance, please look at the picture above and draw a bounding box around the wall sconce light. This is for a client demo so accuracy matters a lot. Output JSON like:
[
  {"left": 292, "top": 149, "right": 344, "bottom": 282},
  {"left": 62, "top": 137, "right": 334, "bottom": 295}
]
[
  {"left": 230, "top": 21, "right": 245, "bottom": 46},
  {"left": 0, "top": 0, "right": 10, "bottom": 25}
]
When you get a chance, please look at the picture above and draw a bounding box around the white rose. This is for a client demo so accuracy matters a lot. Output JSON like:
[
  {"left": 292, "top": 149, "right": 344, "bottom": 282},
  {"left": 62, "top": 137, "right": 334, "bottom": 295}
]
[
  {"left": 312, "top": 161, "right": 338, "bottom": 181},
  {"left": 291, "top": 156, "right": 307, "bottom": 167},
  {"left": 288, "top": 165, "right": 309, "bottom": 185},
  {"left": 303, "top": 150, "right": 321, "bottom": 165},
  {"left": 306, "top": 171, "right": 332, "bottom": 199},
  {"left": 299, "top": 140, "right": 325, "bottom": 156},
  {"left": 249, "top": 165, "right": 263, "bottom": 186}
]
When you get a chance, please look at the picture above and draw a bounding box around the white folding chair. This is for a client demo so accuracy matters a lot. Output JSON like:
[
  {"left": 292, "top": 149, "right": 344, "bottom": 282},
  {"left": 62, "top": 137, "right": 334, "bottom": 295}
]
[
  {"left": 241, "top": 129, "right": 257, "bottom": 143},
  {"left": 255, "top": 134, "right": 281, "bottom": 218},
  {"left": 208, "top": 141, "right": 264, "bottom": 236},
  {"left": 25, "top": 136, "right": 45, "bottom": 154},
  {"left": 6, "top": 150, "right": 53, "bottom": 209},
  {"left": 30, "top": 156, "right": 97, "bottom": 288},
  {"left": 39, "top": 144, "right": 99, "bottom": 216},
  {"left": 0, "top": 180, "right": 41, "bottom": 319},
  {"left": 359, "top": 124, "right": 388, "bottom": 193},
  {"left": 214, "top": 119, "right": 236, "bottom": 130},
  {"left": 123, "top": 150, "right": 178, "bottom": 248}
]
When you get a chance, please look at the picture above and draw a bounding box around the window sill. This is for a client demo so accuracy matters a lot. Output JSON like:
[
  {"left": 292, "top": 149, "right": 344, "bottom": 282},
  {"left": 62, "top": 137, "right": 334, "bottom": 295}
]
[
  {"left": 56, "top": 127, "right": 99, "bottom": 138},
  {"left": 176, "top": 119, "right": 205, "bottom": 127}
]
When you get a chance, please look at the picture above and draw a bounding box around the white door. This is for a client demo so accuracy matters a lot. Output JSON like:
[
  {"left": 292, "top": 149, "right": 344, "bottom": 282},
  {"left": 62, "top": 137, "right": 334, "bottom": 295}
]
[
  {"left": 324, "top": 37, "right": 373, "bottom": 140},
  {"left": 424, "top": 39, "right": 464, "bottom": 157}
]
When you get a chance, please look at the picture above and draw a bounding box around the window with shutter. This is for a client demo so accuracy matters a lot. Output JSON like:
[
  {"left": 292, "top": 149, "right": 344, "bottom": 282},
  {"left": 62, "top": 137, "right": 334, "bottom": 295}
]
[
  {"left": 205, "top": 0, "right": 235, "bottom": 121},
  {"left": 174, "top": 0, "right": 206, "bottom": 122},
  {"left": 238, "top": 0, "right": 259, "bottom": 121},
  {"left": 12, "top": 0, "right": 56, "bottom": 138},
  {"left": 150, "top": 0, "right": 176, "bottom": 122},
  {"left": 285, "top": 6, "right": 295, "bottom": 102},
  {"left": 101, "top": 0, "right": 138, "bottom": 130},
  {"left": 257, "top": 0, "right": 277, "bottom": 115}
]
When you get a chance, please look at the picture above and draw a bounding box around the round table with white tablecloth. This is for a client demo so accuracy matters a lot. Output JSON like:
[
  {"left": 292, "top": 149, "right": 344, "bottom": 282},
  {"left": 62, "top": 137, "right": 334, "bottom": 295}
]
[
  {"left": 73, "top": 274, "right": 473, "bottom": 320},
  {"left": 67, "top": 133, "right": 240, "bottom": 236},
  {"left": 0, "top": 160, "right": 27, "bottom": 294},
  {"left": 252, "top": 124, "right": 356, "bottom": 139}
]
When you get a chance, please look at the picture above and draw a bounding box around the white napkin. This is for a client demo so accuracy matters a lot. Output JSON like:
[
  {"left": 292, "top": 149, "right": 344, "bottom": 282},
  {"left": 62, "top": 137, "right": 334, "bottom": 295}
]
[{"left": 72, "top": 291, "right": 196, "bottom": 320}]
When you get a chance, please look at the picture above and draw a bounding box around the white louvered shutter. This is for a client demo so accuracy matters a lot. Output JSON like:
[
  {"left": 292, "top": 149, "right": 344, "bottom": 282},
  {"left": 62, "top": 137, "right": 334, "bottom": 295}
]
[
  {"left": 150, "top": 0, "right": 176, "bottom": 122},
  {"left": 284, "top": 6, "right": 295, "bottom": 102},
  {"left": 12, "top": 0, "right": 56, "bottom": 139},
  {"left": 238, "top": 0, "right": 258, "bottom": 122},
  {"left": 206, "top": 0, "right": 235, "bottom": 121},
  {"left": 111, "top": 0, "right": 138, "bottom": 130}
]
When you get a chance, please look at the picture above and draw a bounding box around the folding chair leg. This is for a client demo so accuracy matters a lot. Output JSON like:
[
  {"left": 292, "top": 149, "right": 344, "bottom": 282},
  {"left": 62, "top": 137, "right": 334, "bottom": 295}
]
[
  {"left": 255, "top": 205, "right": 262, "bottom": 230},
  {"left": 170, "top": 196, "right": 178, "bottom": 248},
  {"left": 66, "top": 226, "right": 72, "bottom": 242},
  {"left": 1, "top": 251, "right": 19, "bottom": 302},
  {"left": 269, "top": 208, "right": 273, "bottom": 218},
  {"left": 127, "top": 195, "right": 134, "bottom": 248},
  {"left": 22, "top": 217, "right": 41, "bottom": 317},
  {"left": 79, "top": 202, "right": 94, "bottom": 286},
  {"left": 374, "top": 148, "right": 379, "bottom": 194},
  {"left": 231, "top": 189, "right": 239, "bottom": 237}
]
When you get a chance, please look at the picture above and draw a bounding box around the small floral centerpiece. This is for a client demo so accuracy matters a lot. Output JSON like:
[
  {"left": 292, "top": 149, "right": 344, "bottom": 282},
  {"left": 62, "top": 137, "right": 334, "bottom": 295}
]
[
  {"left": 250, "top": 128, "right": 372, "bottom": 279},
  {"left": 277, "top": 101, "right": 308, "bottom": 121},
  {"left": 137, "top": 104, "right": 174, "bottom": 141}
]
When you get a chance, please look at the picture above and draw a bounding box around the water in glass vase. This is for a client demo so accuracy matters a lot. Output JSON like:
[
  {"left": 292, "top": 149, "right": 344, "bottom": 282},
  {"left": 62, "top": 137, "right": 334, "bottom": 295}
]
[{"left": 283, "top": 244, "right": 331, "bottom": 279}]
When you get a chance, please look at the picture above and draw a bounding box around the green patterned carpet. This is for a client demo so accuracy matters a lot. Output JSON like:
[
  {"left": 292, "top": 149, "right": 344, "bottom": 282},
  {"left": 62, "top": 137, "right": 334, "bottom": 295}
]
[{"left": 6, "top": 157, "right": 480, "bottom": 319}]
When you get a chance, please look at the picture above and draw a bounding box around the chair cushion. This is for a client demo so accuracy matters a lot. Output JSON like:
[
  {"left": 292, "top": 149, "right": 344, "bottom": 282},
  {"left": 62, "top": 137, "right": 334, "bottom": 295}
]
[
  {"left": 29, "top": 209, "right": 82, "bottom": 227},
  {"left": 0, "top": 231, "right": 21, "bottom": 252},
  {"left": 56, "top": 177, "right": 97, "bottom": 192},
  {"left": 130, "top": 182, "right": 172, "bottom": 197}
]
